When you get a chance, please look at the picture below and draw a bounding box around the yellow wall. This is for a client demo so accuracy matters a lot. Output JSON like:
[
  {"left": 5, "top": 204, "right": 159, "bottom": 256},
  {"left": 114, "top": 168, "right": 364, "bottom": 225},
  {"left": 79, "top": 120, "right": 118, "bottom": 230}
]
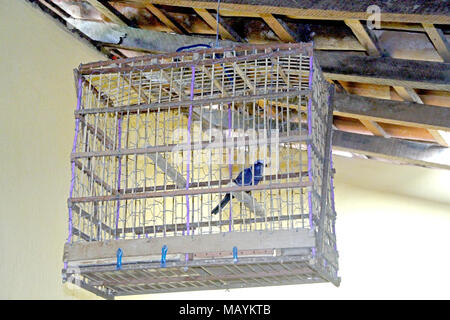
[
  {"left": 0, "top": 0, "right": 104, "bottom": 299},
  {"left": 1, "top": 0, "right": 449, "bottom": 299}
]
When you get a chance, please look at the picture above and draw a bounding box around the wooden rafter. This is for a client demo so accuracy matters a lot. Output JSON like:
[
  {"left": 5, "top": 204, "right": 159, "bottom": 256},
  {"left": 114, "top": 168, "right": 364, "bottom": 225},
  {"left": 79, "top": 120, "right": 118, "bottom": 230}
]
[
  {"left": 260, "top": 13, "right": 295, "bottom": 42},
  {"left": 333, "top": 93, "right": 450, "bottom": 131},
  {"left": 343, "top": 19, "right": 450, "bottom": 146},
  {"left": 144, "top": 3, "right": 184, "bottom": 34},
  {"left": 342, "top": 19, "right": 393, "bottom": 138},
  {"left": 333, "top": 130, "right": 450, "bottom": 170},
  {"left": 124, "top": 0, "right": 450, "bottom": 24},
  {"left": 193, "top": 8, "right": 237, "bottom": 41},
  {"left": 66, "top": 18, "right": 449, "bottom": 93},
  {"left": 85, "top": 0, "right": 128, "bottom": 26},
  {"left": 428, "top": 130, "right": 449, "bottom": 147},
  {"left": 393, "top": 86, "right": 449, "bottom": 146},
  {"left": 344, "top": 19, "right": 382, "bottom": 56},
  {"left": 358, "top": 120, "right": 390, "bottom": 138},
  {"left": 422, "top": 23, "right": 450, "bottom": 63}
]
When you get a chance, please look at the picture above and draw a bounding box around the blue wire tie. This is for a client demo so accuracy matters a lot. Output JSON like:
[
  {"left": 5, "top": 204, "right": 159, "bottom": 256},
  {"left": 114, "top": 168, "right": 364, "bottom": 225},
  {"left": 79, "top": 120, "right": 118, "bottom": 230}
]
[
  {"left": 176, "top": 43, "right": 211, "bottom": 52},
  {"left": 175, "top": 44, "right": 234, "bottom": 84},
  {"left": 161, "top": 245, "right": 168, "bottom": 268},
  {"left": 233, "top": 246, "right": 238, "bottom": 264},
  {"left": 116, "top": 248, "right": 123, "bottom": 270}
]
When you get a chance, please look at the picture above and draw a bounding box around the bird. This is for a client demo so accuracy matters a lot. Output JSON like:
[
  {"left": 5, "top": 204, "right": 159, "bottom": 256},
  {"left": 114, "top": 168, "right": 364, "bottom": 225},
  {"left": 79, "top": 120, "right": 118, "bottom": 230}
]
[{"left": 211, "top": 160, "right": 264, "bottom": 215}]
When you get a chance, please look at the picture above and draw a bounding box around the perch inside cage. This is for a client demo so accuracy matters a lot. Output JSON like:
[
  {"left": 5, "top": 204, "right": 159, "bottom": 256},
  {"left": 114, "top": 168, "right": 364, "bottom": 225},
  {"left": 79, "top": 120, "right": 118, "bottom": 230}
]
[{"left": 62, "top": 43, "right": 339, "bottom": 299}]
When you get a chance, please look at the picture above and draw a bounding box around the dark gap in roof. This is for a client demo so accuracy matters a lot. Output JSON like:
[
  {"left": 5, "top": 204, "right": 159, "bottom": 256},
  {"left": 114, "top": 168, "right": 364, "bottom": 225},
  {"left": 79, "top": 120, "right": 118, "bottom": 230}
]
[
  {"left": 220, "top": 16, "right": 279, "bottom": 42},
  {"left": 435, "top": 24, "right": 450, "bottom": 35},
  {"left": 158, "top": 5, "right": 194, "bottom": 14}
]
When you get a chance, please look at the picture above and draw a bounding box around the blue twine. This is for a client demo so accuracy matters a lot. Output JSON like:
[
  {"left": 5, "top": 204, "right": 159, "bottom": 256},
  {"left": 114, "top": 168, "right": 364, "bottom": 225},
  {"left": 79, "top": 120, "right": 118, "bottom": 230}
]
[
  {"left": 176, "top": 44, "right": 212, "bottom": 52},
  {"left": 161, "top": 245, "right": 168, "bottom": 268},
  {"left": 116, "top": 248, "right": 123, "bottom": 270},
  {"left": 176, "top": 43, "right": 235, "bottom": 85}
]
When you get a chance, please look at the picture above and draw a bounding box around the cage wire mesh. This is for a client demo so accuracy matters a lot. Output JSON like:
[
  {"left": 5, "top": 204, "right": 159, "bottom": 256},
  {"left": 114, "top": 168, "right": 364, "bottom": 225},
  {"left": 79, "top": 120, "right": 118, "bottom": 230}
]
[{"left": 63, "top": 43, "right": 339, "bottom": 298}]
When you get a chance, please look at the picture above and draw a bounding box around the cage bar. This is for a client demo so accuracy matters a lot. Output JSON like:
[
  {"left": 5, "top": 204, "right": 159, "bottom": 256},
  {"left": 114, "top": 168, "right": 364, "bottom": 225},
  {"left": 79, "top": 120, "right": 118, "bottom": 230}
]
[{"left": 62, "top": 43, "right": 339, "bottom": 298}]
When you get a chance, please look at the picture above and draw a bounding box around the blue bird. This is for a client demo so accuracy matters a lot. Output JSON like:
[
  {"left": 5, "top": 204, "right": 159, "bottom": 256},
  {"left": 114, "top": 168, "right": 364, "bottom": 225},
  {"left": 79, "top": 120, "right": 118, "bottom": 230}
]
[{"left": 211, "top": 160, "right": 265, "bottom": 215}]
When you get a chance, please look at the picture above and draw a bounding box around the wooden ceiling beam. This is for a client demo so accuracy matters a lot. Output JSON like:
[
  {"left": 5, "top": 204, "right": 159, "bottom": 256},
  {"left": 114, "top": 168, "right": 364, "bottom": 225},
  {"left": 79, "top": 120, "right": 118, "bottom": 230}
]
[
  {"left": 64, "top": 19, "right": 450, "bottom": 92},
  {"left": 342, "top": 19, "right": 394, "bottom": 137},
  {"left": 144, "top": 3, "right": 185, "bottom": 34},
  {"left": 193, "top": 8, "right": 239, "bottom": 41},
  {"left": 85, "top": 0, "right": 129, "bottom": 26},
  {"left": 359, "top": 119, "right": 391, "bottom": 138},
  {"left": 333, "top": 93, "right": 450, "bottom": 131},
  {"left": 428, "top": 130, "right": 450, "bottom": 147},
  {"left": 332, "top": 130, "right": 450, "bottom": 170},
  {"left": 344, "top": 19, "right": 382, "bottom": 56},
  {"left": 393, "top": 86, "right": 449, "bottom": 146},
  {"left": 334, "top": 118, "right": 434, "bottom": 142},
  {"left": 344, "top": 19, "right": 449, "bottom": 146},
  {"left": 316, "top": 52, "right": 450, "bottom": 91},
  {"left": 260, "top": 14, "right": 295, "bottom": 43},
  {"left": 123, "top": 1, "right": 450, "bottom": 24},
  {"left": 422, "top": 23, "right": 450, "bottom": 63}
]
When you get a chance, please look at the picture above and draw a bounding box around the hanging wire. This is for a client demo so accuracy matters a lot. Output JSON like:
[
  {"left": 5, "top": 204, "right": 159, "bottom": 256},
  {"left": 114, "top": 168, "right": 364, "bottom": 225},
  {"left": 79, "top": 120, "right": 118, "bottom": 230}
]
[{"left": 215, "top": 0, "right": 221, "bottom": 48}]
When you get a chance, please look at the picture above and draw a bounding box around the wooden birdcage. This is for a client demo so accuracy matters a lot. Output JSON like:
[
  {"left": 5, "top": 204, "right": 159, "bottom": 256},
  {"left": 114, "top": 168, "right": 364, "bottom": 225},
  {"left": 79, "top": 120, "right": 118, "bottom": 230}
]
[{"left": 62, "top": 43, "right": 339, "bottom": 299}]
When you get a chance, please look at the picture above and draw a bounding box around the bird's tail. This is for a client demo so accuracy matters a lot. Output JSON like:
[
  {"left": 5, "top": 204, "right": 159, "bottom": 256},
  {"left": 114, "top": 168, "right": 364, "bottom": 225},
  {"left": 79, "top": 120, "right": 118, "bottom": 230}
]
[{"left": 211, "top": 193, "right": 231, "bottom": 215}]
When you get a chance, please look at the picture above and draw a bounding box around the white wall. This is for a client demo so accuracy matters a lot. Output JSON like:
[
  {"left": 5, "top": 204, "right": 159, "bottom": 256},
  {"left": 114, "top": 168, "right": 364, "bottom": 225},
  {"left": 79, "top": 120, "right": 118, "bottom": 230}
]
[
  {"left": 1, "top": 0, "right": 449, "bottom": 300},
  {"left": 120, "top": 181, "right": 450, "bottom": 300}
]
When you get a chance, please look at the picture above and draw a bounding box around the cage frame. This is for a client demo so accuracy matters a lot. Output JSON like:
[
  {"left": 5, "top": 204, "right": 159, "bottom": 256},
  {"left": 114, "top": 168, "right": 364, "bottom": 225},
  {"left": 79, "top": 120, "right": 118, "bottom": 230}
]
[{"left": 62, "top": 42, "right": 339, "bottom": 298}]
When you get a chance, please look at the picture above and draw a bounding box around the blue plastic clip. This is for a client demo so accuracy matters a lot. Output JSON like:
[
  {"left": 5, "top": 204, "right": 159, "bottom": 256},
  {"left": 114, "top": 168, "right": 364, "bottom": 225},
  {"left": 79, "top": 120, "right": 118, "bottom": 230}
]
[
  {"left": 161, "top": 245, "right": 168, "bottom": 268},
  {"left": 232, "top": 246, "right": 238, "bottom": 264},
  {"left": 116, "top": 248, "right": 123, "bottom": 270}
]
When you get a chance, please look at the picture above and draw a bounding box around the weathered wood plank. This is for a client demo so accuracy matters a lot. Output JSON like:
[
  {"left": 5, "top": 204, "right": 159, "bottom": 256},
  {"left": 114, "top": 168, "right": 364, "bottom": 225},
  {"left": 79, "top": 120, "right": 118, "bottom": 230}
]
[
  {"left": 344, "top": 19, "right": 381, "bottom": 56},
  {"left": 343, "top": 19, "right": 391, "bottom": 137},
  {"left": 131, "top": 1, "right": 450, "bottom": 24},
  {"left": 422, "top": 23, "right": 450, "bottom": 63},
  {"left": 86, "top": 0, "right": 128, "bottom": 26},
  {"left": 64, "top": 229, "right": 315, "bottom": 262},
  {"left": 194, "top": 8, "right": 238, "bottom": 41},
  {"left": 332, "top": 130, "right": 450, "bottom": 170},
  {"left": 315, "top": 52, "right": 450, "bottom": 91},
  {"left": 67, "top": 20, "right": 450, "bottom": 91},
  {"left": 144, "top": 3, "right": 184, "bottom": 34},
  {"left": 260, "top": 13, "right": 295, "bottom": 42},
  {"left": 393, "top": 86, "right": 449, "bottom": 146},
  {"left": 359, "top": 119, "right": 390, "bottom": 138},
  {"left": 333, "top": 93, "right": 450, "bottom": 131}
]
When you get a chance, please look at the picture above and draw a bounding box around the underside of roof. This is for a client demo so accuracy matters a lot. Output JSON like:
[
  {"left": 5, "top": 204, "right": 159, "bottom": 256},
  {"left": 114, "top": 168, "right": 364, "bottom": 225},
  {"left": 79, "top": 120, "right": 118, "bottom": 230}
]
[{"left": 27, "top": 0, "right": 450, "bottom": 169}]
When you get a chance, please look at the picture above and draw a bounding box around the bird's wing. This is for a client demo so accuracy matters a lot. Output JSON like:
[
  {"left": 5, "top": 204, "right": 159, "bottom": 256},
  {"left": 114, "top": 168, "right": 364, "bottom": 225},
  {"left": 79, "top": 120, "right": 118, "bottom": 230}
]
[{"left": 241, "top": 167, "right": 254, "bottom": 185}]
